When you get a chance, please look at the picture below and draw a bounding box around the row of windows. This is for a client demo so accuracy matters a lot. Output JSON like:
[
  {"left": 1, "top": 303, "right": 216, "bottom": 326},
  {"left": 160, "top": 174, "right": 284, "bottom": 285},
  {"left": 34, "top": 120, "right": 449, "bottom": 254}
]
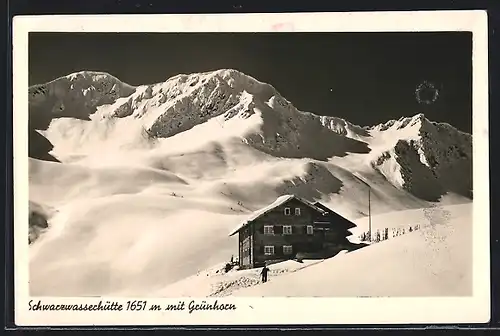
[
  {"left": 243, "top": 245, "right": 294, "bottom": 256},
  {"left": 264, "top": 225, "right": 314, "bottom": 235},
  {"left": 284, "top": 207, "right": 301, "bottom": 216},
  {"left": 264, "top": 245, "right": 293, "bottom": 255}
]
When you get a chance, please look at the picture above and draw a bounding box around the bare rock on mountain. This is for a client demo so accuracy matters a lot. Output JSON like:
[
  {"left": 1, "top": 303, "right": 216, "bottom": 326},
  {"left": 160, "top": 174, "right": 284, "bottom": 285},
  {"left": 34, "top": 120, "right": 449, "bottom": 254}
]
[
  {"left": 29, "top": 129, "right": 59, "bottom": 162},
  {"left": 29, "top": 201, "right": 51, "bottom": 244}
]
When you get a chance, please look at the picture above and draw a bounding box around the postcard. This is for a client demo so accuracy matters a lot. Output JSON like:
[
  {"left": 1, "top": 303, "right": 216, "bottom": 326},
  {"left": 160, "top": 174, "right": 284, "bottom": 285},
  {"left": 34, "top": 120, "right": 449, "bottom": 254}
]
[{"left": 13, "top": 10, "right": 490, "bottom": 326}]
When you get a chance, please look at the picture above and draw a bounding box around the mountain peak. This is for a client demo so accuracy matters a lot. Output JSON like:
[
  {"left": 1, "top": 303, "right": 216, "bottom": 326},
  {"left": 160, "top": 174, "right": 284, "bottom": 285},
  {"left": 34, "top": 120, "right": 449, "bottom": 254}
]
[
  {"left": 65, "top": 70, "right": 134, "bottom": 87},
  {"left": 30, "top": 70, "right": 135, "bottom": 91},
  {"left": 369, "top": 110, "right": 472, "bottom": 201},
  {"left": 29, "top": 70, "right": 136, "bottom": 130},
  {"left": 160, "top": 68, "right": 274, "bottom": 94},
  {"left": 66, "top": 70, "right": 117, "bottom": 79},
  {"left": 412, "top": 112, "right": 426, "bottom": 122},
  {"left": 369, "top": 112, "right": 430, "bottom": 133}
]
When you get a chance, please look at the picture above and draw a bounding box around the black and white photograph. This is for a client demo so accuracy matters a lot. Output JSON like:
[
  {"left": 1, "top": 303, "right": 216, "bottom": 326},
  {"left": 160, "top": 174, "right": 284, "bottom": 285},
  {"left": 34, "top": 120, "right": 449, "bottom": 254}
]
[{"left": 14, "top": 11, "right": 489, "bottom": 325}]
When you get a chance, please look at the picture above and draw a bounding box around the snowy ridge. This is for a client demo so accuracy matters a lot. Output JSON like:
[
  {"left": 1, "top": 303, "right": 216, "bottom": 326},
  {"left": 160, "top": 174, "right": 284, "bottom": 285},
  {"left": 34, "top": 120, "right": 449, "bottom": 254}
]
[
  {"left": 368, "top": 113, "right": 472, "bottom": 200},
  {"left": 28, "top": 71, "right": 137, "bottom": 161},
  {"left": 319, "top": 115, "right": 371, "bottom": 140},
  {"left": 31, "top": 69, "right": 371, "bottom": 161},
  {"left": 29, "top": 71, "right": 136, "bottom": 129}
]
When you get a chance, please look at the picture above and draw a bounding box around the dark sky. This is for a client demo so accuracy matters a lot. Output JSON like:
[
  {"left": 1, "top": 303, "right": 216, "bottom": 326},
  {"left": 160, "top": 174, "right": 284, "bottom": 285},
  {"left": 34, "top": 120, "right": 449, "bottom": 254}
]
[{"left": 29, "top": 32, "right": 472, "bottom": 133}]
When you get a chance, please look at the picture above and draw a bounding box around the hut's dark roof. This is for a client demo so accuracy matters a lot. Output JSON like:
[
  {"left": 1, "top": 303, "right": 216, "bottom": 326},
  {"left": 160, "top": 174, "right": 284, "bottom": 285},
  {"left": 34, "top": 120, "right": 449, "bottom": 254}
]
[{"left": 313, "top": 202, "right": 357, "bottom": 229}]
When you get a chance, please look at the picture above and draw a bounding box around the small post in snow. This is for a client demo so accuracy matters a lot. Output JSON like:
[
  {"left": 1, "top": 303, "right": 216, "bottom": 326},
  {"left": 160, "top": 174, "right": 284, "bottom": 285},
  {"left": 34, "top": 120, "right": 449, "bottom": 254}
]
[
  {"left": 353, "top": 173, "right": 372, "bottom": 242},
  {"left": 368, "top": 185, "right": 371, "bottom": 242}
]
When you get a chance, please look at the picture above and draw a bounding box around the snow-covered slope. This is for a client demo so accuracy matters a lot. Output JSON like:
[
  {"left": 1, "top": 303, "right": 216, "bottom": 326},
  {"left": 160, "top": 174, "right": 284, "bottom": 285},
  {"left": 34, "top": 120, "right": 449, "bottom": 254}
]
[
  {"left": 26, "top": 69, "right": 473, "bottom": 296},
  {"left": 28, "top": 71, "right": 136, "bottom": 164}
]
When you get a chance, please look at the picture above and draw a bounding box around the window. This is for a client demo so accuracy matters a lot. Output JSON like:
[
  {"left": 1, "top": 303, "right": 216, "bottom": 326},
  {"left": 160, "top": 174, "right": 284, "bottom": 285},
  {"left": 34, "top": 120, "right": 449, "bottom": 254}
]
[
  {"left": 264, "top": 246, "right": 275, "bottom": 255},
  {"left": 307, "top": 225, "right": 314, "bottom": 235},
  {"left": 283, "top": 245, "right": 293, "bottom": 255},
  {"left": 264, "top": 225, "right": 274, "bottom": 235},
  {"left": 283, "top": 225, "right": 292, "bottom": 235},
  {"left": 295, "top": 208, "right": 301, "bottom": 216},
  {"left": 284, "top": 207, "right": 291, "bottom": 215}
]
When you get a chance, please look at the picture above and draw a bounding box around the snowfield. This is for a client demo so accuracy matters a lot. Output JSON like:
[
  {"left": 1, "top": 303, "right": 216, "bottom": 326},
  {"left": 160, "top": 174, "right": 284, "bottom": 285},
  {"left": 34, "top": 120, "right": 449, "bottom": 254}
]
[
  {"left": 154, "top": 259, "right": 325, "bottom": 298},
  {"left": 27, "top": 69, "right": 473, "bottom": 297}
]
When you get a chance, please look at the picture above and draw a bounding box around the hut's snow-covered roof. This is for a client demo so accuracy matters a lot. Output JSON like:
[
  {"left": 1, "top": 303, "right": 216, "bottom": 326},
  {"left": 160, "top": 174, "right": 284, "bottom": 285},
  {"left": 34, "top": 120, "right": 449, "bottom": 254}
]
[{"left": 228, "top": 195, "right": 328, "bottom": 236}]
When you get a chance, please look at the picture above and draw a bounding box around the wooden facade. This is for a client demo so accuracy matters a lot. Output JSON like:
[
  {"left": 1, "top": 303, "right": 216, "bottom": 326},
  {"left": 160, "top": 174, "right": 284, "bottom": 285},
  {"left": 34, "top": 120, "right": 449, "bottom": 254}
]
[{"left": 230, "top": 195, "right": 356, "bottom": 269}]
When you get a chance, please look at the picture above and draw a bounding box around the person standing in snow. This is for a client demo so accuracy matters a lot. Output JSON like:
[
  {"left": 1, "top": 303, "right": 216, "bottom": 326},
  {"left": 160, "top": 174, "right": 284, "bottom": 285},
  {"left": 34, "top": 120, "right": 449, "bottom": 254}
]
[{"left": 260, "top": 264, "right": 270, "bottom": 283}]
